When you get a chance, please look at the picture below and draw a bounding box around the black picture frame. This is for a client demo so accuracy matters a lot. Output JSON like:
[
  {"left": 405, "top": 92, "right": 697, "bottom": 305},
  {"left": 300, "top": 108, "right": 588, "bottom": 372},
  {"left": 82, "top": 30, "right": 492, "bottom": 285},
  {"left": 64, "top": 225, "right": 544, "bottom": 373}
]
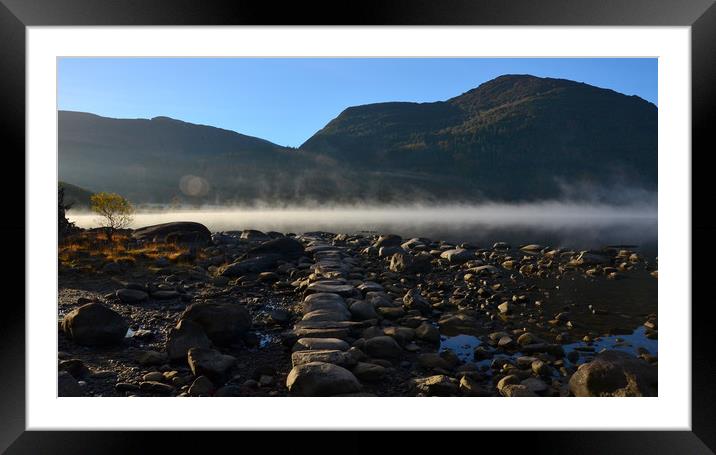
[{"left": 2, "top": 0, "right": 713, "bottom": 452}]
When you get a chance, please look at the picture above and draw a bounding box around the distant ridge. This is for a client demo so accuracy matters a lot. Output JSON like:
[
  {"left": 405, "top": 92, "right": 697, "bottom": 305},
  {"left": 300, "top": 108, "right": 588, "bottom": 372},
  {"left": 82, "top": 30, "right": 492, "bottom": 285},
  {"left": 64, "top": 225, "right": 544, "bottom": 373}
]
[{"left": 59, "top": 74, "right": 657, "bottom": 204}]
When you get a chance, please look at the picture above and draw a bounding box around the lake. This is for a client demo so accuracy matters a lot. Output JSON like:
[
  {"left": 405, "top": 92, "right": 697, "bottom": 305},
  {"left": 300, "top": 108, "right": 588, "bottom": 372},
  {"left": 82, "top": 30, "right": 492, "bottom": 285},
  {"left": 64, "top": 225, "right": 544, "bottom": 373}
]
[{"left": 68, "top": 202, "right": 658, "bottom": 255}]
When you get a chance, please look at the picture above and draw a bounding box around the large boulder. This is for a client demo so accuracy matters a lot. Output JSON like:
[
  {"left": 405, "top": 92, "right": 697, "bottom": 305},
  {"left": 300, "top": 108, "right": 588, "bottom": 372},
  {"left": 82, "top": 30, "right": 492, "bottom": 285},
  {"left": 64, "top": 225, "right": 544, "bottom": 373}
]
[
  {"left": 411, "top": 375, "right": 458, "bottom": 396},
  {"left": 166, "top": 319, "right": 212, "bottom": 361},
  {"left": 218, "top": 255, "right": 281, "bottom": 277},
  {"left": 501, "top": 384, "right": 538, "bottom": 397},
  {"left": 188, "top": 375, "right": 216, "bottom": 396},
  {"left": 351, "top": 362, "right": 387, "bottom": 382},
  {"left": 364, "top": 336, "right": 403, "bottom": 359},
  {"left": 403, "top": 288, "right": 432, "bottom": 315},
  {"left": 366, "top": 292, "right": 393, "bottom": 308},
  {"left": 58, "top": 371, "right": 84, "bottom": 397},
  {"left": 568, "top": 350, "right": 658, "bottom": 397},
  {"left": 58, "top": 359, "right": 91, "bottom": 379},
  {"left": 180, "top": 302, "right": 251, "bottom": 346},
  {"left": 187, "top": 348, "right": 237, "bottom": 383},
  {"left": 373, "top": 234, "right": 402, "bottom": 248},
  {"left": 243, "top": 237, "right": 305, "bottom": 260},
  {"left": 293, "top": 337, "right": 350, "bottom": 352},
  {"left": 132, "top": 221, "right": 211, "bottom": 245},
  {"left": 440, "top": 248, "right": 476, "bottom": 264},
  {"left": 291, "top": 349, "right": 357, "bottom": 368},
  {"left": 302, "top": 309, "right": 350, "bottom": 323},
  {"left": 305, "top": 281, "right": 356, "bottom": 297},
  {"left": 389, "top": 252, "right": 432, "bottom": 274},
  {"left": 401, "top": 237, "right": 430, "bottom": 250},
  {"left": 349, "top": 300, "right": 378, "bottom": 321},
  {"left": 382, "top": 324, "right": 417, "bottom": 345},
  {"left": 286, "top": 361, "right": 362, "bottom": 396},
  {"left": 240, "top": 229, "right": 270, "bottom": 241},
  {"left": 378, "top": 246, "right": 403, "bottom": 258},
  {"left": 62, "top": 303, "right": 128, "bottom": 346},
  {"left": 302, "top": 293, "right": 349, "bottom": 316},
  {"left": 415, "top": 322, "right": 441, "bottom": 344}
]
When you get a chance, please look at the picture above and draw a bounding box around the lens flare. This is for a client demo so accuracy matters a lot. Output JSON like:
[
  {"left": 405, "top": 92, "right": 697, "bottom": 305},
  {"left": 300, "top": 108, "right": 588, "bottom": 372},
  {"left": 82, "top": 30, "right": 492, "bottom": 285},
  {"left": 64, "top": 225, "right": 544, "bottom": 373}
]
[{"left": 179, "top": 175, "right": 210, "bottom": 197}]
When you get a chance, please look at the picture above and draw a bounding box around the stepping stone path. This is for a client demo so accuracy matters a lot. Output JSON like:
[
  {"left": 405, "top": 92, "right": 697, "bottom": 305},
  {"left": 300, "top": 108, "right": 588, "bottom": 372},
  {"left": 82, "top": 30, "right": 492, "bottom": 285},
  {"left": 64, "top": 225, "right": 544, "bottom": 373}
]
[
  {"left": 58, "top": 225, "right": 658, "bottom": 398},
  {"left": 285, "top": 239, "right": 378, "bottom": 396}
]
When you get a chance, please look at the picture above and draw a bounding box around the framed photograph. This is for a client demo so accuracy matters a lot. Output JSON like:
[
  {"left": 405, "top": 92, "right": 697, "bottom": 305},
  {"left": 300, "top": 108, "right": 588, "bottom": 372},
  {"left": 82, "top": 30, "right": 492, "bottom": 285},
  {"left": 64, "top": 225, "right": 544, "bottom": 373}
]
[{"left": 4, "top": 0, "right": 714, "bottom": 451}]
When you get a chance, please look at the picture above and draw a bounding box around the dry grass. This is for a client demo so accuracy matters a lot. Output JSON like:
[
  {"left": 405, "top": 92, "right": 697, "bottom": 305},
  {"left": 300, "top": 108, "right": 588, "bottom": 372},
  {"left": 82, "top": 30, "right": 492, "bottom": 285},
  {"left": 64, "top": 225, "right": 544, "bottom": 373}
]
[{"left": 59, "top": 230, "right": 200, "bottom": 270}]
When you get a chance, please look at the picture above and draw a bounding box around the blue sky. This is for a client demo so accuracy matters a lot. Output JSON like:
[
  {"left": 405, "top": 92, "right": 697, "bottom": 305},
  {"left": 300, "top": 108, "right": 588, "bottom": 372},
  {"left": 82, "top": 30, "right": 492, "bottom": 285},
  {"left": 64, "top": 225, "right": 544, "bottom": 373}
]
[{"left": 58, "top": 58, "right": 657, "bottom": 147}]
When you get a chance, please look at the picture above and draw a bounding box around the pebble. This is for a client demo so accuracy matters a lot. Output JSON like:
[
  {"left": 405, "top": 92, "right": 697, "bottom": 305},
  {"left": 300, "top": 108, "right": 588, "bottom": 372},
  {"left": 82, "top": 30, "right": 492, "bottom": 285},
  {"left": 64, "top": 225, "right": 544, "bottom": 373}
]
[{"left": 142, "top": 371, "right": 165, "bottom": 382}]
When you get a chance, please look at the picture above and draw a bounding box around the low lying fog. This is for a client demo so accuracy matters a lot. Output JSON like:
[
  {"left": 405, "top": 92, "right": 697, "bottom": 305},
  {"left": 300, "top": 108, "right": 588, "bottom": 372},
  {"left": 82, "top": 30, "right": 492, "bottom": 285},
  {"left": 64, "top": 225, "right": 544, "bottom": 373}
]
[{"left": 68, "top": 202, "right": 658, "bottom": 250}]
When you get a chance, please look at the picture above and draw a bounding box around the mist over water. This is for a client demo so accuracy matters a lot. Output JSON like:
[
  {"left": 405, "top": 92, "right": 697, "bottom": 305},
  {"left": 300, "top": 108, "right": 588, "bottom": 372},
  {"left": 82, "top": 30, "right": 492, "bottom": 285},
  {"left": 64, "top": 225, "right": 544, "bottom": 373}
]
[{"left": 68, "top": 202, "right": 658, "bottom": 253}]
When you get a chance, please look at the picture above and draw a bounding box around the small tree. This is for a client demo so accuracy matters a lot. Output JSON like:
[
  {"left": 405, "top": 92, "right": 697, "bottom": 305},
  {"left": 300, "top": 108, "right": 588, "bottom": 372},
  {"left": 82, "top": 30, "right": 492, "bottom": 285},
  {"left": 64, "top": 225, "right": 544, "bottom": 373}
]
[{"left": 91, "top": 192, "right": 134, "bottom": 242}]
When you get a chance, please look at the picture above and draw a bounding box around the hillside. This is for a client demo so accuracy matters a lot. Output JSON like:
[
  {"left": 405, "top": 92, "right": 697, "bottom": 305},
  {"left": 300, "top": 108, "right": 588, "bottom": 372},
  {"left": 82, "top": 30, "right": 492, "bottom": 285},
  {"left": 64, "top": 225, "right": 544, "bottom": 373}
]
[
  {"left": 59, "top": 75, "right": 657, "bottom": 204},
  {"left": 300, "top": 74, "right": 657, "bottom": 200},
  {"left": 59, "top": 111, "right": 322, "bottom": 203}
]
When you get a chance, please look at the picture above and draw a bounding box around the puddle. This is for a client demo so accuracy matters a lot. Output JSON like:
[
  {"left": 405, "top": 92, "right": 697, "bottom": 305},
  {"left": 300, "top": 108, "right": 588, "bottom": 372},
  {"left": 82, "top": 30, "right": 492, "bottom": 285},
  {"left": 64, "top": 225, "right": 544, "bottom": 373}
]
[
  {"left": 439, "top": 325, "right": 656, "bottom": 368},
  {"left": 562, "top": 326, "right": 657, "bottom": 365},
  {"left": 125, "top": 327, "right": 153, "bottom": 340},
  {"left": 259, "top": 332, "right": 280, "bottom": 348},
  {"left": 439, "top": 334, "right": 483, "bottom": 363}
]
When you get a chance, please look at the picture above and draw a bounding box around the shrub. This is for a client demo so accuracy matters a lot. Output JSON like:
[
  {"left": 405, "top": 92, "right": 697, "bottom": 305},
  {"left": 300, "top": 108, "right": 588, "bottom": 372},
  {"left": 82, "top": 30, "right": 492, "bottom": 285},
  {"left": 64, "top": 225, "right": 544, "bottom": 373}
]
[{"left": 90, "top": 192, "right": 134, "bottom": 242}]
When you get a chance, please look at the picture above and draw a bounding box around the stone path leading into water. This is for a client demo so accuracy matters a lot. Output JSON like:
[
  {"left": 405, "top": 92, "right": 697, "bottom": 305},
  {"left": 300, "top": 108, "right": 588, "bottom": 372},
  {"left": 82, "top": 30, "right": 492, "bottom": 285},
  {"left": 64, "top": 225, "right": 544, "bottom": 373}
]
[
  {"left": 284, "top": 236, "right": 432, "bottom": 395},
  {"left": 286, "top": 238, "right": 374, "bottom": 395},
  {"left": 58, "top": 226, "right": 658, "bottom": 398}
]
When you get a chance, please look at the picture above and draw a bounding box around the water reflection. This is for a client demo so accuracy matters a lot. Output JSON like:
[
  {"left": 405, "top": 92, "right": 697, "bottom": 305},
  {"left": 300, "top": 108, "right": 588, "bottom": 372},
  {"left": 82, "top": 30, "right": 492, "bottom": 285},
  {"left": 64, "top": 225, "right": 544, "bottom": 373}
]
[
  {"left": 439, "top": 333, "right": 483, "bottom": 363},
  {"left": 439, "top": 326, "right": 657, "bottom": 369},
  {"left": 68, "top": 203, "right": 657, "bottom": 251},
  {"left": 562, "top": 326, "right": 657, "bottom": 365}
]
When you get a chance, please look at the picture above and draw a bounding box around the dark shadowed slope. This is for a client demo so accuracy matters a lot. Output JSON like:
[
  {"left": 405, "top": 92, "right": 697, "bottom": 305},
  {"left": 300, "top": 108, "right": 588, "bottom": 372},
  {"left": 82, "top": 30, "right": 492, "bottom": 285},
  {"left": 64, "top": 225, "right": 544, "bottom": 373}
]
[
  {"left": 300, "top": 75, "right": 657, "bottom": 201},
  {"left": 59, "top": 111, "right": 322, "bottom": 204},
  {"left": 59, "top": 75, "right": 657, "bottom": 204}
]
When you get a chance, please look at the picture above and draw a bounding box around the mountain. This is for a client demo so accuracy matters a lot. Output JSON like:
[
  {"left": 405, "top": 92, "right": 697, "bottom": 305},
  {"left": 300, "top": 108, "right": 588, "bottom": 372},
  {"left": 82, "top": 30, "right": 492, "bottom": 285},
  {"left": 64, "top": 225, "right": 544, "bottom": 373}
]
[
  {"left": 59, "top": 111, "right": 323, "bottom": 204},
  {"left": 59, "top": 75, "right": 657, "bottom": 204},
  {"left": 300, "top": 74, "right": 657, "bottom": 200}
]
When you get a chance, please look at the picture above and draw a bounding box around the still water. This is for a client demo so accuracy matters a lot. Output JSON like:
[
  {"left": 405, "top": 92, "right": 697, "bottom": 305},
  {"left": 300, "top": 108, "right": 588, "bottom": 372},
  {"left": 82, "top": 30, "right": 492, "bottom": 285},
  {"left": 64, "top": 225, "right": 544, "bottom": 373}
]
[
  {"left": 440, "top": 326, "right": 657, "bottom": 370},
  {"left": 68, "top": 203, "right": 657, "bottom": 253}
]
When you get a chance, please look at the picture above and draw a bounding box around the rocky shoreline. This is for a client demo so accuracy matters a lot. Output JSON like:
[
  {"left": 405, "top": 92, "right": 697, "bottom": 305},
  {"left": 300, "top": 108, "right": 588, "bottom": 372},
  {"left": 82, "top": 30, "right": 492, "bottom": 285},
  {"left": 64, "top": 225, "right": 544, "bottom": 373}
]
[{"left": 58, "top": 222, "right": 658, "bottom": 397}]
